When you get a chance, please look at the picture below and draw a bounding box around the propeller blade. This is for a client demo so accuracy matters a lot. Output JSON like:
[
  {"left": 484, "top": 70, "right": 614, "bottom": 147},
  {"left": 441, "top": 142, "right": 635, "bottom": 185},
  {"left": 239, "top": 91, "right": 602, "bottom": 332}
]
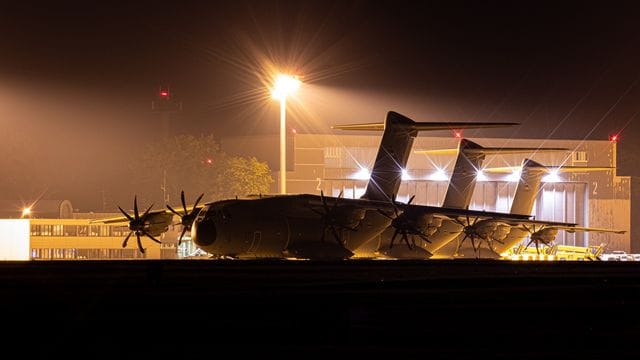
[
  {"left": 122, "top": 231, "right": 133, "bottom": 248},
  {"left": 332, "top": 191, "right": 342, "bottom": 211},
  {"left": 401, "top": 231, "right": 412, "bottom": 250},
  {"left": 525, "top": 238, "right": 534, "bottom": 249},
  {"left": 141, "top": 203, "right": 155, "bottom": 219},
  {"left": 389, "top": 228, "right": 400, "bottom": 249},
  {"left": 190, "top": 193, "right": 205, "bottom": 215},
  {"left": 178, "top": 226, "right": 188, "bottom": 246},
  {"left": 181, "top": 190, "right": 187, "bottom": 214},
  {"left": 320, "top": 190, "right": 328, "bottom": 210},
  {"left": 144, "top": 231, "right": 162, "bottom": 244},
  {"left": 391, "top": 194, "right": 400, "bottom": 217},
  {"left": 118, "top": 206, "right": 134, "bottom": 222},
  {"left": 330, "top": 226, "right": 342, "bottom": 246},
  {"left": 166, "top": 204, "right": 182, "bottom": 217},
  {"left": 455, "top": 234, "right": 469, "bottom": 254},
  {"left": 134, "top": 196, "right": 140, "bottom": 220},
  {"left": 136, "top": 233, "right": 145, "bottom": 254}
]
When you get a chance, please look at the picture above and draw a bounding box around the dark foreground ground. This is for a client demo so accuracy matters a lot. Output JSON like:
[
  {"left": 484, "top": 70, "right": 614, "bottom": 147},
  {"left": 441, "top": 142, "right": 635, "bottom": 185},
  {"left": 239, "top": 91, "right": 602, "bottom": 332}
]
[{"left": 1, "top": 259, "right": 639, "bottom": 358}]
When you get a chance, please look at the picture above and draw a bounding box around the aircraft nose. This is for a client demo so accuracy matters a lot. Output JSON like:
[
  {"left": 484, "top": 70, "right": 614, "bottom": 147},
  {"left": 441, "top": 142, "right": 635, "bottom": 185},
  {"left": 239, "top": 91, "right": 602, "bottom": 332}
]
[{"left": 193, "top": 216, "right": 216, "bottom": 246}]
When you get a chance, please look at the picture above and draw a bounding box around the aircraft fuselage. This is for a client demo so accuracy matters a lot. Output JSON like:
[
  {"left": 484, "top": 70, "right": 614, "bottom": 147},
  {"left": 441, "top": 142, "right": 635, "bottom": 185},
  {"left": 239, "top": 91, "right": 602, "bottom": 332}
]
[{"left": 191, "top": 195, "right": 391, "bottom": 259}]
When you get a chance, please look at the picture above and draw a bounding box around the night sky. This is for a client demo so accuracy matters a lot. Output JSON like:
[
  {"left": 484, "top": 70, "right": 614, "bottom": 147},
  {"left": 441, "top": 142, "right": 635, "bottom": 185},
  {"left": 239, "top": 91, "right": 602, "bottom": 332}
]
[{"left": 1, "top": 0, "right": 640, "bottom": 210}]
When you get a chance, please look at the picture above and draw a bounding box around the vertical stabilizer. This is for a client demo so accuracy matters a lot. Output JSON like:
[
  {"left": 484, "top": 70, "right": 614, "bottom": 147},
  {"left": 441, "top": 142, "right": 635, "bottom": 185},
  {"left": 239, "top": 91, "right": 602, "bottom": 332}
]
[
  {"left": 362, "top": 111, "right": 417, "bottom": 201},
  {"left": 441, "top": 139, "right": 486, "bottom": 208},
  {"left": 510, "top": 159, "right": 546, "bottom": 215},
  {"left": 331, "top": 111, "right": 518, "bottom": 203}
]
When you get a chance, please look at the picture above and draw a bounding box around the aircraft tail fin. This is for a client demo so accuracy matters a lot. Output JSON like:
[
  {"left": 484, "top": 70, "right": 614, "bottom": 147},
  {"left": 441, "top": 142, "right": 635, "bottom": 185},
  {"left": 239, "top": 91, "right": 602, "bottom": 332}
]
[
  {"left": 437, "top": 140, "right": 569, "bottom": 209},
  {"left": 333, "top": 111, "right": 518, "bottom": 201},
  {"left": 503, "top": 159, "right": 614, "bottom": 215}
]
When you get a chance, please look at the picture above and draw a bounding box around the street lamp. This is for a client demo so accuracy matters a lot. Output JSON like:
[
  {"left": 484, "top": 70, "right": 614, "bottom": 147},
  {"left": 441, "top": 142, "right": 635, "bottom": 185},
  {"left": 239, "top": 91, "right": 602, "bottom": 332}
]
[{"left": 271, "top": 73, "right": 301, "bottom": 194}]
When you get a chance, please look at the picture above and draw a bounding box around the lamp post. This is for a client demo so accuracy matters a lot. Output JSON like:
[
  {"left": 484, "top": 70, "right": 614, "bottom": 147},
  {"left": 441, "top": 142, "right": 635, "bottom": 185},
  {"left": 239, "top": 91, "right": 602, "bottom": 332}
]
[{"left": 271, "top": 74, "right": 301, "bottom": 194}]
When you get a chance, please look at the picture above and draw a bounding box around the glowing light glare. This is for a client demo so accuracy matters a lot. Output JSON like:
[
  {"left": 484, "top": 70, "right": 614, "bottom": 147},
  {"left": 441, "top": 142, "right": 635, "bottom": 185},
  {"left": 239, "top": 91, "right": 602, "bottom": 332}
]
[
  {"left": 401, "top": 169, "right": 411, "bottom": 180},
  {"left": 352, "top": 167, "right": 371, "bottom": 180},
  {"left": 429, "top": 168, "right": 449, "bottom": 181},
  {"left": 159, "top": 90, "right": 169, "bottom": 98},
  {"left": 21, "top": 207, "right": 31, "bottom": 218},
  {"left": 453, "top": 130, "right": 462, "bottom": 138},
  {"left": 609, "top": 134, "right": 619, "bottom": 142},
  {"left": 476, "top": 170, "right": 488, "bottom": 181},
  {"left": 505, "top": 170, "right": 521, "bottom": 182},
  {"left": 542, "top": 169, "right": 562, "bottom": 183},
  {"left": 271, "top": 74, "right": 301, "bottom": 100}
]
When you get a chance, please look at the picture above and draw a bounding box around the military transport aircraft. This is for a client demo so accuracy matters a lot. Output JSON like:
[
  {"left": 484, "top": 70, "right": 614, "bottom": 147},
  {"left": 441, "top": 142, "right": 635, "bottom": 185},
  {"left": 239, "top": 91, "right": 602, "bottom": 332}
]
[
  {"left": 365, "top": 138, "right": 570, "bottom": 259},
  {"left": 433, "top": 158, "right": 626, "bottom": 258},
  {"left": 93, "top": 111, "right": 620, "bottom": 259}
]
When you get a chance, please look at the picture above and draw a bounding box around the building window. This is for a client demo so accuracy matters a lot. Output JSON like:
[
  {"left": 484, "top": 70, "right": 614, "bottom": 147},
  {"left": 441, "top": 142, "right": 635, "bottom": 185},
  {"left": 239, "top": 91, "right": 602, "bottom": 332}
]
[
  {"left": 572, "top": 151, "right": 587, "bottom": 163},
  {"left": 324, "top": 147, "right": 342, "bottom": 168}
]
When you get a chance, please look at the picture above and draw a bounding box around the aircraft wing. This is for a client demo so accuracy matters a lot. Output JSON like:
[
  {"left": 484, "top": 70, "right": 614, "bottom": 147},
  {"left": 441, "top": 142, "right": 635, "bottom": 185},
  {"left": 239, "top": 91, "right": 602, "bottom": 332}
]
[
  {"left": 90, "top": 208, "right": 174, "bottom": 224},
  {"left": 304, "top": 194, "right": 535, "bottom": 222},
  {"left": 549, "top": 225, "right": 626, "bottom": 234},
  {"left": 488, "top": 218, "right": 626, "bottom": 233}
]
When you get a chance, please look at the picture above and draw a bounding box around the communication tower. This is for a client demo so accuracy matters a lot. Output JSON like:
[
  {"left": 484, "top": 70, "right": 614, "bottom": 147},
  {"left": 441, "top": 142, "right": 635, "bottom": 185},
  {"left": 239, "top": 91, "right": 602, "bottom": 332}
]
[{"left": 151, "top": 86, "right": 182, "bottom": 141}]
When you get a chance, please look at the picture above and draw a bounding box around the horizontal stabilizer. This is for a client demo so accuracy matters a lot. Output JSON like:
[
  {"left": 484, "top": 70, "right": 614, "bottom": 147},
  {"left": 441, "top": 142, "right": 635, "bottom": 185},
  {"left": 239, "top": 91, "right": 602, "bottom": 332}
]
[
  {"left": 332, "top": 112, "right": 518, "bottom": 131},
  {"left": 415, "top": 147, "right": 569, "bottom": 155},
  {"left": 332, "top": 121, "right": 519, "bottom": 131},
  {"left": 483, "top": 165, "right": 614, "bottom": 173}
]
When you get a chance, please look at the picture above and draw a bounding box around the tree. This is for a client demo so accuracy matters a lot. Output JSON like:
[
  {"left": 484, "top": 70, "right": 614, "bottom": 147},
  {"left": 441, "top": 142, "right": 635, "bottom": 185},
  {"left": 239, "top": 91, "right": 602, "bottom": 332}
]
[
  {"left": 129, "top": 134, "right": 273, "bottom": 205},
  {"left": 216, "top": 156, "right": 273, "bottom": 199}
]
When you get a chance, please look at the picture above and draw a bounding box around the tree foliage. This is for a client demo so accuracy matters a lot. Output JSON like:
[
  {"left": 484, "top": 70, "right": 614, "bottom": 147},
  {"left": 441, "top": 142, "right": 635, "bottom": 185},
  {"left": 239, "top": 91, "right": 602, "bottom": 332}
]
[{"left": 129, "top": 135, "right": 273, "bottom": 205}]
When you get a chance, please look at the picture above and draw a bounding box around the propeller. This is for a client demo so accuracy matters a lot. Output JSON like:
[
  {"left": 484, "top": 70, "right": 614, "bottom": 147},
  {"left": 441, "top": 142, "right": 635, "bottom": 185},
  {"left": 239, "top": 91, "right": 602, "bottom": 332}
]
[
  {"left": 521, "top": 224, "right": 555, "bottom": 254},
  {"left": 311, "top": 190, "right": 357, "bottom": 247},
  {"left": 166, "top": 191, "right": 204, "bottom": 245},
  {"left": 451, "top": 214, "right": 498, "bottom": 258},
  {"left": 117, "top": 195, "right": 162, "bottom": 254},
  {"left": 377, "top": 194, "right": 432, "bottom": 250}
]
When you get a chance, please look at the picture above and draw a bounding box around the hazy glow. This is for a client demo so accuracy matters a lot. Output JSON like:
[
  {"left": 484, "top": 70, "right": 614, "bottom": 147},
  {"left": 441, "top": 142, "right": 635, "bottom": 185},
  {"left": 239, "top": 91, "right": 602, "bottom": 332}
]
[
  {"left": 476, "top": 170, "right": 489, "bottom": 181},
  {"left": 352, "top": 167, "right": 371, "bottom": 180},
  {"left": 429, "top": 168, "right": 449, "bottom": 181},
  {"left": 271, "top": 74, "right": 301, "bottom": 100},
  {"left": 542, "top": 170, "right": 562, "bottom": 183},
  {"left": 505, "top": 170, "right": 521, "bottom": 182}
]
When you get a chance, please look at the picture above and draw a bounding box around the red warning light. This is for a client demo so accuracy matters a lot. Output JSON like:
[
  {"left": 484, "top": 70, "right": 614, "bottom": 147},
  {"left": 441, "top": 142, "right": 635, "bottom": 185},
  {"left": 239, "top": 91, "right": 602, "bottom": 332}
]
[
  {"left": 159, "top": 89, "right": 169, "bottom": 99},
  {"left": 453, "top": 130, "right": 462, "bottom": 138},
  {"left": 609, "top": 134, "right": 619, "bottom": 142}
]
